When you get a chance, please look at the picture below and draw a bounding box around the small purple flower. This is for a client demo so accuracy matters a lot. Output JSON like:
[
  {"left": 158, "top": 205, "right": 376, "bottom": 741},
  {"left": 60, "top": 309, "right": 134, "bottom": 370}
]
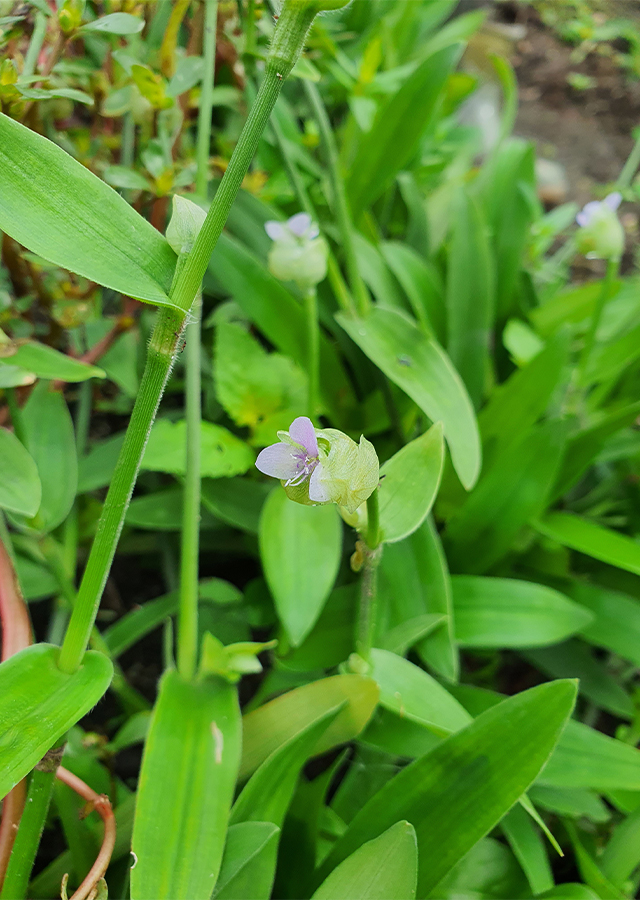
[
  {"left": 255, "top": 416, "right": 329, "bottom": 502},
  {"left": 576, "top": 192, "right": 621, "bottom": 228},
  {"left": 264, "top": 213, "right": 320, "bottom": 242}
]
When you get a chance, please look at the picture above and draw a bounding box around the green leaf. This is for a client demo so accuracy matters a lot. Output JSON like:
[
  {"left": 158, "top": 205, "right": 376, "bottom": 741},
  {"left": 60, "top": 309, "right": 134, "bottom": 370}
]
[
  {"left": 446, "top": 189, "right": 495, "bottom": 408},
  {"left": 378, "top": 519, "right": 458, "bottom": 681},
  {"left": 16, "top": 86, "right": 94, "bottom": 105},
  {"left": 167, "top": 56, "right": 205, "bottom": 98},
  {"left": 0, "top": 113, "right": 176, "bottom": 306},
  {"left": 346, "top": 45, "right": 460, "bottom": 214},
  {"left": 240, "top": 674, "right": 379, "bottom": 780},
  {"left": 201, "top": 478, "right": 271, "bottom": 534},
  {"left": 0, "top": 365, "right": 35, "bottom": 388},
  {"left": 369, "top": 648, "right": 470, "bottom": 737},
  {"left": 131, "top": 671, "right": 241, "bottom": 899},
  {"left": 213, "top": 822, "right": 280, "bottom": 900},
  {"left": 600, "top": 801, "right": 640, "bottom": 889},
  {"left": 0, "top": 644, "right": 113, "bottom": 799},
  {"left": 102, "top": 165, "right": 150, "bottom": 191},
  {"left": 0, "top": 341, "right": 104, "bottom": 382},
  {"left": 534, "top": 512, "right": 640, "bottom": 576},
  {"left": 444, "top": 421, "right": 566, "bottom": 573},
  {"left": 311, "top": 821, "right": 418, "bottom": 900},
  {"left": 316, "top": 680, "right": 576, "bottom": 897},
  {"left": 0, "top": 427, "right": 41, "bottom": 517},
  {"left": 284, "top": 584, "right": 357, "bottom": 671},
  {"left": 539, "top": 719, "right": 640, "bottom": 791},
  {"left": 452, "top": 576, "right": 594, "bottom": 648},
  {"left": 14, "top": 383, "right": 77, "bottom": 531},
  {"left": 143, "top": 419, "right": 254, "bottom": 479},
  {"left": 501, "top": 803, "right": 554, "bottom": 896},
  {"left": 80, "top": 12, "right": 144, "bottom": 33},
  {"left": 381, "top": 241, "right": 445, "bottom": 342},
  {"left": 258, "top": 489, "right": 342, "bottom": 645},
  {"left": 378, "top": 422, "right": 444, "bottom": 543},
  {"left": 126, "top": 488, "right": 215, "bottom": 531},
  {"left": 338, "top": 308, "right": 480, "bottom": 490},
  {"left": 569, "top": 582, "right": 640, "bottom": 667}
]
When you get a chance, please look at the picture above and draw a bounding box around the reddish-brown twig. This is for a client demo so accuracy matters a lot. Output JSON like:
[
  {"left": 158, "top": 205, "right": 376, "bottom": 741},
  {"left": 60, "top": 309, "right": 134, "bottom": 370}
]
[{"left": 55, "top": 767, "right": 115, "bottom": 900}]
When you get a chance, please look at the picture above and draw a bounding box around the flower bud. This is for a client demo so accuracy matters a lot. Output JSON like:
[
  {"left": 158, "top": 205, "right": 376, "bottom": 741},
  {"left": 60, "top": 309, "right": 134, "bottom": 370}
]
[
  {"left": 58, "top": 0, "right": 85, "bottom": 33},
  {"left": 265, "top": 213, "right": 328, "bottom": 290},
  {"left": 576, "top": 192, "right": 624, "bottom": 261}
]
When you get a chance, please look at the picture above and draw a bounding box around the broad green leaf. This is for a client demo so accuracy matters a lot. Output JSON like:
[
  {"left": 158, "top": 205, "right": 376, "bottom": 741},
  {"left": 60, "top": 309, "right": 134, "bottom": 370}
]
[
  {"left": 378, "top": 423, "right": 444, "bottom": 543},
  {"left": 539, "top": 720, "right": 640, "bottom": 791},
  {"left": 346, "top": 45, "right": 460, "bottom": 214},
  {"left": 361, "top": 706, "right": 441, "bottom": 760},
  {"left": 14, "top": 553, "right": 57, "bottom": 601},
  {"left": 378, "top": 614, "right": 445, "bottom": 657},
  {"left": 452, "top": 576, "right": 593, "bottom": 648},
  {"left": 143, "top": 419, "right": 254, "bottom": 479},
  {"left": 240, "top": 674, "right": 379, "bottom": 780},
  {"left": 378, "top": 519, "right": 458, "bottom": 681},
  {"left": 102, "top": 165, "right": 150, "bottom": 191},
  {"left": 529, "top": 785, "right": 610, "bottom": 822},
  {"left": 501, "top": 803, "right": 554, "bottom": 896},
  {"left": 125, "top": 488, "right": 216, "bottom": 531},
  {"left": 582, "top": 321, "right": 640, "bottom": 387},
  {"left": 444, "top": 421, "right": 566, "bottom": 573},
  {"left": 316, "top": 680, "right": 576, "bottom": 897},
  {"left": 524, "top": 641, "right": 633, "bottom": 719},
  {"left": 209, "top": 234, "right": 353, "bottom": 419},
  {"left": 77, "top": 431, "right": 125, "bottom": 493},
  {"left": 534, "top": 512, "right": 640, "bottom": 576},
  {"left": 167, "top": 56, "right": 205, "bottom": 98},
  {"left": 0, "top": 341, "right": 104, "bottom": 382},
  {"left": 369, "top": 648, "right": 470, "bottom": 736},
  {"left": 311, "top": 821, "right": 417, "bottom": 900},
  {"left": 0, "top": 114, "right": 176, "bottom": 306},
  {"left": 201, "top": 478, "right": 271, "bottom": 534},
  {"left": 600, "top": 801, "right": 640, "bottom": 889},
  {"left": 446, "top": 189, "right": 495, "bottom": 408},
  {"left": 213, "top": 822, "right": 280, "bottom": 900},
  {"left": 432, "top": 837, "right": 528, "bottom": 900},
  {"left": 355, "top": 235, "right": 407, "bottom": 313},
  {"left": 14, "top": 383, "right": 77, "bottom": 531},
  {"left": 258, "top": 489, "right": 341, "bottom": 645},
  {"left": 0, "top": 428, "right": 41, "bottom": 517},
  {"left": 131, "top": 672, "right": 241, "bottom": 900},
  {"left": 214, "top": 321, "right": 306, "bottom": 442},
  {"left": 80, "top": 12, "right": 144, "bottom": 33},
  {"left": 569, "top": 582, "right": 640, "bottom": 667},
  {"left": 284, "top": 584, "right": 357, "bottom": 672},
  {"left": 381, "top": 241, "right": 445, "bottom": 341},
  {"left": 478, "top": 330, "right": 570, "bottom": 468},
  {"left": 0, "top": 644, "right": 113, "bottom": 799},
  {"left": 565, "top": 821, "right": 626, "bottom": 900},
  {"left": 338, "top": 308, "right": 480, "bottom": 489}
]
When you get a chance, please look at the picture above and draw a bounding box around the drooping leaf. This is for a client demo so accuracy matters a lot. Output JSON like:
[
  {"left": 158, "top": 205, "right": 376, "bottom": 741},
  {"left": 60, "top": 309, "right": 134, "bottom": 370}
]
[
  {"left": 258, "top": 489, "right": 341, "bottom": 645},
  {"left": 338, "top": 308, "right": 480, "bottom": 489},
  {"left": 0, "top": 644, "right": 113, "bottom": 799},
  {"left": 131, "top": 672, "right": 241, "bottom": 899},
  {"left": 0, "top": 114, "right": 177, "bottom": 306}
]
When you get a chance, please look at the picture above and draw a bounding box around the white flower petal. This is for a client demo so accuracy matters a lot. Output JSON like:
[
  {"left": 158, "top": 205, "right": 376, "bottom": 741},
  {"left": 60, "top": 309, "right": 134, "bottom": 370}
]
[{"left": 265, "top": 220, "right": 286, "bottom": 241}]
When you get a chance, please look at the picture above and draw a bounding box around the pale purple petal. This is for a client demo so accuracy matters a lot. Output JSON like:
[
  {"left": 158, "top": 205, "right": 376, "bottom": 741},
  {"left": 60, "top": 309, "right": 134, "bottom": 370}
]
[
  {"left": 288, "top": 212, "right": 313, "bottom": 237},
  {"left": 288, "top": 416, "right": 318, "bottom": 456},
  {"left": 265, "top": 220, "right": 286, "bottom": 241},
  {"left": 576, "top": 201, "right": 601, "bottom": 228},
  {"left": 307, "top": 224, "right": 320, "bottom": 239},
  {"left": 604, "top": 191, "right": 622, "bottom": 211},
  {"left": 256, "top": 442, "right": 300, "bottom": 480},
  {"left": 309, "top": 465, "right": 331, "bottom": 503}
]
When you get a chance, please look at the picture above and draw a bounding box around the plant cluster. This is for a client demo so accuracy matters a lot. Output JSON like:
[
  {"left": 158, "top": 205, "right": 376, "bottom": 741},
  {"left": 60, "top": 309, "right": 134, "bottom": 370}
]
[{"left": 1, "top": 1, "right": 640, "bottom": 898}]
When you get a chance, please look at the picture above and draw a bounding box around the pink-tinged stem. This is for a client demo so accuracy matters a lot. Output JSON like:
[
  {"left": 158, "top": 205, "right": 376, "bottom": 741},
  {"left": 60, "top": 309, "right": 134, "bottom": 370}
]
[
  {"left": 0, "top": 534, "right": 32, "bottom": 888},
  {"left": 55, "top": 767, "right": 116, "bottom": 900}
]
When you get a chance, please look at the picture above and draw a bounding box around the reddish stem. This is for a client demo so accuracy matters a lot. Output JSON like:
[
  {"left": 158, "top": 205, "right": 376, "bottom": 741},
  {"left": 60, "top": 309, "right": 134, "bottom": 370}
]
[{"left": 55, "top": 768, "right": 116, "bottom": 900}]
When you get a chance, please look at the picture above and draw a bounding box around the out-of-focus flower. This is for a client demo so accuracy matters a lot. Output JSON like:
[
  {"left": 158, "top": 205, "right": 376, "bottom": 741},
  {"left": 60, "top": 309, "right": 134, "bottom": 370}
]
[
  {"left": 255, "top": 415, "right": 379, "bottom": 514},
  {"left": 264, "top": 213, "right": 328, "bottom": 290},
  {"left": 576, "top": 192, "right": 624, "bottom": 260}
]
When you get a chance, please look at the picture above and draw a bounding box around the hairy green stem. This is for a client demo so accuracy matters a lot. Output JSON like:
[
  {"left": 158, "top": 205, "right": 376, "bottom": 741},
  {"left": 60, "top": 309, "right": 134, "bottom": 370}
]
[
  {"left": 57, "top": 0, "right": 323, "bottom": 674},
  {"left": 304, "top": 288, "right": 319, "bottom": 417},
  {"left": 366, "top": 488, "right": 380, "bottom": 550},
  {"left": 177, "top": 295, "right": 202, "bottom": 681},
  {"left": 617, "top": 128, "right": 640, "bottom": 191},
  {"left": 196, "top": 0, "right": 218, "bottom": 197},
  {"left": 356, "top": 490, "right": 381, "bottom": 659},
  {"left": 304, "top": 80, "right": 368, "bottom": 316},
  {"left": 579, "top": 257, "right": 619, "bottom": 381},
  {"left": 0, "top": 749, "right": 63, "bottom": 900}
]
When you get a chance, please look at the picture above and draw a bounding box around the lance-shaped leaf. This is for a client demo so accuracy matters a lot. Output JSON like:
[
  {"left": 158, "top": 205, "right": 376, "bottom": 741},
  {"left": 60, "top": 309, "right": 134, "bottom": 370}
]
[
  {"left": 0, "top": 113, "right": 177, "bottom": 307},
  {"left": 0, "top": 427, "right": 41, "bottom": 517},
  {"left": 0, "top": 644, "right": 113, "bottom": 799}
]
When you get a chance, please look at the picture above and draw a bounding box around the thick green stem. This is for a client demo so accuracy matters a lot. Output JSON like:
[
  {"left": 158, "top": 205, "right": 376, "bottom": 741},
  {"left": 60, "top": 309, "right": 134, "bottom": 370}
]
[
  {"left": 58, "top": 305, "right": 186, "bottom": 674},
  {"left": 366, "top": 488, "right": 380, "bottom": 550},
  {"left": 579, "top": 257, "right": 619, "bottom": 381},
  {"left": 356, "top": 490, "right": 381, "bottom": 659},
  {"left": 304, "top": 288, "right": 319, "bottom": 417},
  {"left": 177, "top": 296, "right": 202, "bottom": 681},
  {"left": 304, "top": 80, "right": 369, "bottom": 316},
  {"left": 195, "top": 0, "right": 218, "bottom": 197},
  {"left": 57, "top": 1, "right": 321, "bottom": 675},
  {"left": 0, "top": 748, "right": 63, "bottom": 900}
]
